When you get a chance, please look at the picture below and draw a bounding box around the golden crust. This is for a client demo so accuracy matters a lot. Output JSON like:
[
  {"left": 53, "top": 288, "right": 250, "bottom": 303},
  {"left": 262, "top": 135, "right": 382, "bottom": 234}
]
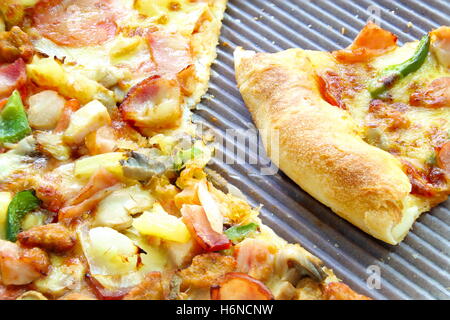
[
  {"left": 189, "top": 0, "right": 228, "bottom": 107},
  {"left": 234, "top": 48, "right": 432, "bottom": 245}
]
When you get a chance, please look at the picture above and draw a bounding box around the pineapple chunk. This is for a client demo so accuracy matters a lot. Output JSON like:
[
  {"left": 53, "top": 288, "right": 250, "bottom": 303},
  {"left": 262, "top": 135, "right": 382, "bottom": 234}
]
[
  {"left": 133, "top": 203, "right": 191, "bottom": 243},
  {"left": 134, "top": 0, "right": 174, "bottom": 18},
  {"left": 87, "top": 227, "right": 139, "bottom": 276},
  {"left": 110, "top": 36, "right": 143, "bottom": 61},
  {"left": 21, "top": 0, "right": 39, "bottom": 5},
  {"left": 63, "top": 100, "right": 111, "bottom": 145},
  {"left": 0, "top": 192, "right": 12, "bottom": 239},
  {"left": 35, "top": 131, "right": 71, "bottom": 161},
  {"left": 74, "top": 152, "right": 125, "bottom": 179},
  {"left": 26, "top": 57, "right": 115, "bottom": 106},
  {"left": 0, "top": 16, "right": 4, "bottom": 32},
  {"left": 139, "top": 245, "right": 167, "bottom": 273},
  {"left": 21, "top": 211, "right": 46, "bottom": 231},
  {"left": 164, "top": 238, "right": 201, "bottom": 268},
  {"left": 94, "top": 185, "right": 155, "bottom": 230},
  {"left": 125, "top": 228, "right": 168, "bottom": 273}
]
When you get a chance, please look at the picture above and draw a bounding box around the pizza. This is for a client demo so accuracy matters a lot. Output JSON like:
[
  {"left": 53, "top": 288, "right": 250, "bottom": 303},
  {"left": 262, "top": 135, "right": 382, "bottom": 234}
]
[
  {"left": 0, "top": 0, "right": 367, "bottom": 300},
  {"left": 235, "top": 23, "right": 450, "bottom": 245}
]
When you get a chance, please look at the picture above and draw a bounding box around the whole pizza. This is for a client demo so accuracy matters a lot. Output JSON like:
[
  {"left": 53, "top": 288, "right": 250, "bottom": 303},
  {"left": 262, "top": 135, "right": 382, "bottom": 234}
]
[{"left": 0, "top": 0, "right": 368, "bottom": 300}]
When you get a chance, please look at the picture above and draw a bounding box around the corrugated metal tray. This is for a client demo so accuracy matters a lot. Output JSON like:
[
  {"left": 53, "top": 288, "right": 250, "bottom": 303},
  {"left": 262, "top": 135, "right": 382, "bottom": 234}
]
[{"left": 194, "top": 0, "right": 450, "bottom": 300}]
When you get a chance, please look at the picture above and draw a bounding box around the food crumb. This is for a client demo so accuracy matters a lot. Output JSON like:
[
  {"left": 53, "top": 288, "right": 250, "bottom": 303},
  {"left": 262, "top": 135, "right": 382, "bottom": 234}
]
[
  {"left": 341, "top": 27, "right": 346, "bottom": 35},
  {"left": 407, "top": 21, "right": 413, "bottom": 28}
]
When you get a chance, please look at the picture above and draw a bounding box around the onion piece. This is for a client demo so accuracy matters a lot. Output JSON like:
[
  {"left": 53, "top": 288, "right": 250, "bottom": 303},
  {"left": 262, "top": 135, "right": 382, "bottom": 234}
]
[
  {"left": 197, "top": 180, "right": 223, "bottom": 234},
  {"left": 77, "top": 225, "right": 143, "bottom": 299}
]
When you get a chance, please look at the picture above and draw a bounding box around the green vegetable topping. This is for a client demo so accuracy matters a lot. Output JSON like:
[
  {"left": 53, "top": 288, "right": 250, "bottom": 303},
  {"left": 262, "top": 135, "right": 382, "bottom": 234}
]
[
  {"left": 224, "top": 223, "right": 259, "bottom": 244},
  {"left": 6, "top": 190, "right": 41, "bottom": 242},
  {"left": 425, "top": 153, "right": 437, "bottom": 167},
  {"left": 369, "top": 34, "right": 430, "bottom": 99},
  {"left": 173, "top": 147, "right": 202, "bottom": 171},
  {"left": 0, "top": 90, "right": 31, "bottom": 145}
]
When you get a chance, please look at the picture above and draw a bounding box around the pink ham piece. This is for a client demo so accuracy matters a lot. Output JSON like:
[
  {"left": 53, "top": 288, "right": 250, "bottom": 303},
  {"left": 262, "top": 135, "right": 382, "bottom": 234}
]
[
  {"left": 147, "top": 31, "right": 193, "bottom": 78},
  {"left": 0, "top": 58, "right": 26, "bottom": 99},
  {"left": 58, "top": 168, "right": 120, "bottom": 223},
  {"left": 438, "top": 141, "right": 450, "bottom": 177},
  {"left": 410, "top": 77, "right": 450, "bottom": 108},
  {"left": 0, "top": 240, "right": 49, "bottom": 286},
  {"left": 333, "top": 22, "right": 397, "bottom": 63},
  {"left": 181, "top": 204, "right": 231, "bottom": 252},
  {"left": 120, "top": 75, "right": 182, "bottom": 129},
  {"left": 210, "top": 272, "right": 274, "bottom": 300},
  {"left": 234, "top": 238, "right": 274, "bottom": 282},
  {"left": 32, "top": 0, "right": 121, "bottom": 47}
]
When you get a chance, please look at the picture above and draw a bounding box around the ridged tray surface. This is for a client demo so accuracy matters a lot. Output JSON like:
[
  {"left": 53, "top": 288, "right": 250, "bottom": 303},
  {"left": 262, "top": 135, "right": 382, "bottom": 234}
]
[{"left": 195, "top": 0, "right": 450, "bottom": 300}]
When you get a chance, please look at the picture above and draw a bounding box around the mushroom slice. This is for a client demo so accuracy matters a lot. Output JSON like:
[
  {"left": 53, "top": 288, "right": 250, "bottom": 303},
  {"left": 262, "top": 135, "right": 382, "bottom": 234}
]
[
  {"left": 120, "top": 149, "right": 171, "bottom": 181},
  {"left": 275, "top": 244, "right": 327, "bottom": 283}
]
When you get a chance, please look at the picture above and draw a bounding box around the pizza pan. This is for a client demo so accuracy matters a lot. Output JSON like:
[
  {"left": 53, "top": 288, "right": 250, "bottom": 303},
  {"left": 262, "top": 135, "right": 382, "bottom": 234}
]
[{"left": 194, "top": 0, "right": 450, "bottom": 299}]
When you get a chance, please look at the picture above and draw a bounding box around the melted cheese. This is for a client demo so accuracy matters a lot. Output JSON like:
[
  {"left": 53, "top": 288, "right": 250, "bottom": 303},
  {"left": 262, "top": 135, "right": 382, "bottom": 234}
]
[
  {"left": 134, "top": 0, "right": 209, "bottom": 35},
  {"left": 341, "top": 42, "right": 450, "bottom": 167}
]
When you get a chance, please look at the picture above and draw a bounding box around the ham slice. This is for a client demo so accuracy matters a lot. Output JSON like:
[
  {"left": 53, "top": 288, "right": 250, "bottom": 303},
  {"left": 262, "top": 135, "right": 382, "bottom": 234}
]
[
  {"left": 333, "top": 22, "right": 397, "bottom": 63},
  {"left": 210, "top": 272, "right": 274, "bottom": 300},
  {"left": 438, "top": 141, "right": 450, "bottom": 177},
  {"left": 181, "top": 205, "right": 231, "bottom": 252},
  {"left": 32, "top": 0, "right": 121, "bottom": 47},
  {"left": 120, "top": 75, "right": 182, "bottom": 129},
  {"left": 410, "top": 77, "right": 450, "bottom": 108},
  {"left": 147, "top": 31, "right": 193, "bottom": 78},
  {"left": 0, "top": 240, "right": 49, "bottom": 286},
  {"left": 0, "top": 58, "right": 26, "bottom": 99},
  {"left": 58, "top": 168, "right": 120, "bottom": 223}
]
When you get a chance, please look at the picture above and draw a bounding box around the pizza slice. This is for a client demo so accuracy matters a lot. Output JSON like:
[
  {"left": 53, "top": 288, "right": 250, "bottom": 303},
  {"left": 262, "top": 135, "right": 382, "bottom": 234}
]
[
  {"left": 0, "top": 1, "right": 368, "bottom": 300},
  {"left": 235, "top": 23, "right": 450, "bottom": 245},
  {"left": 1, "top": 0, "right": 227, "bottom": 135}
]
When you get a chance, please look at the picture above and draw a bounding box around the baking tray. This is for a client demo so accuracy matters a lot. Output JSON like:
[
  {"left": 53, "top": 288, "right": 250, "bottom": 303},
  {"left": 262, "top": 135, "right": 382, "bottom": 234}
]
[{"left": 194, "top": 0, "right": 450, "bottom": 300}]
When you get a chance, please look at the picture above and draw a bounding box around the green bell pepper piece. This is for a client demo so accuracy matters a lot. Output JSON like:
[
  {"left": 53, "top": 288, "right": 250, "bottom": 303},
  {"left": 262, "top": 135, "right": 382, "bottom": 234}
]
[
  {"left": 369, "top": 34, "right": 430, "bottom": 99},
  {"left": 0, "top": 90, "right": 31, "bottom": 145},
  {"left": 224, "top": 223, "right": 258, "bottom": 244},
  {"left": 173, "top": 147, "right": 202, "bottom": 171},
  {"left": 6, "top": 190, "right": 41, "bottom": 242}
]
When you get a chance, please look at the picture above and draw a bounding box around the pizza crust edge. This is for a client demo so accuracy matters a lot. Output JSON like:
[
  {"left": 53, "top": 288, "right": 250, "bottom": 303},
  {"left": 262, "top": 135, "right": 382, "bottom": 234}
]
[{"left": 234, "top": 47, "right": 437, "bottom": 245}]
